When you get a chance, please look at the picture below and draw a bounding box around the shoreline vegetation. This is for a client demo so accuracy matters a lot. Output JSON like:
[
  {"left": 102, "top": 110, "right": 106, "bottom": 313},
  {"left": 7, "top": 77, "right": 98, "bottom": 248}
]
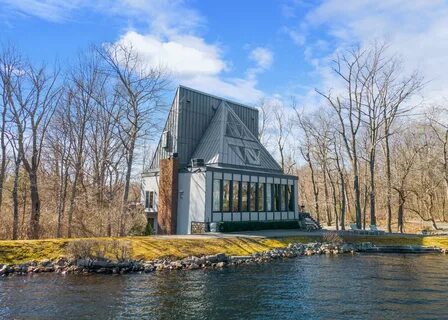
[{"left": 1, "top": 233, "right": 448, "bottom": 277}]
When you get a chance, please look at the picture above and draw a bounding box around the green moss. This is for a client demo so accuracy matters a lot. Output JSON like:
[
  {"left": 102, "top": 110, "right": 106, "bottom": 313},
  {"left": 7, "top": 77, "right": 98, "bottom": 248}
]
[{"left": 0, "top": 234, "right": 447, "bottom": 265}]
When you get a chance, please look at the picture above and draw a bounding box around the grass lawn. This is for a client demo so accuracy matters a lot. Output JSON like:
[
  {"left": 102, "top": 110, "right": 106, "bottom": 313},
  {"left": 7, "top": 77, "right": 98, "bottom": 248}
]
[{"left": 0, "top": 234, "right": 447, "bottom": 265}]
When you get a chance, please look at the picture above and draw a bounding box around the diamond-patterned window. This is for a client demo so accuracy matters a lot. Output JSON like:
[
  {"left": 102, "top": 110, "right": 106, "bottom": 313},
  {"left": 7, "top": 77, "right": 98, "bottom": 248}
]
[
  {"left": 229, "top": 144, "right": 260, "bottom": 166},
  {"left": 226, "top": 113, "right": 249, "bottom": 139}
]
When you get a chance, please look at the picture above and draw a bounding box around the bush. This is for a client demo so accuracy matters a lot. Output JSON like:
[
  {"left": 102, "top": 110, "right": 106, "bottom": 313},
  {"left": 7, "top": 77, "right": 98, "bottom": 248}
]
[
  {"left": 322, "top": 232, "right": 343, "bottom": 245},
  {"left": 216, "top": 220, "right": 300, "bottom": 232},
  {"left": 66, "top": 239, "right": 133, "bottom": 261},
  {"left": 66, "top": 239, "right": 99, "bottom": 259}
]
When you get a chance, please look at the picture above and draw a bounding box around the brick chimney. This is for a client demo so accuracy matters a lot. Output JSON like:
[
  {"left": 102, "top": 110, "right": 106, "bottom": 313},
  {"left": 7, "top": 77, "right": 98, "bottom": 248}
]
[{"left": 157, "top": 155, "right": 178, "bottom": 235}]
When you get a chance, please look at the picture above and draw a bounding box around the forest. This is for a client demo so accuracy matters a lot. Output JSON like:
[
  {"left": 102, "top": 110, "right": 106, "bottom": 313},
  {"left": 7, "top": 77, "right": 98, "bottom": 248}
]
[{"left": 0, "top": 41, "right": 447, "bottom": 239}]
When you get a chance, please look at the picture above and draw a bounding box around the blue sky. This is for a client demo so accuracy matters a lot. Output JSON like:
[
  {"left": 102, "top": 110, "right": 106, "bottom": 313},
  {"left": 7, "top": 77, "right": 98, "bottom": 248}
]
[{"left": 1, "top": 0, "right": 448, "bottom": 106}]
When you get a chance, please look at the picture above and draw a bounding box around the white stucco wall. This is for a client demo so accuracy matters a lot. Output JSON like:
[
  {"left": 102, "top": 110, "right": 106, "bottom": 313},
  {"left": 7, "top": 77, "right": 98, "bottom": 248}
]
[
  {"left": 177, "top": 171, "right": 206, "bottom": 234},
  {"left": 141, "top": 175, "right": 160, "bottom": 212},
  {"left": 141, "top": 175, "right": 160, "bottom": 232}
]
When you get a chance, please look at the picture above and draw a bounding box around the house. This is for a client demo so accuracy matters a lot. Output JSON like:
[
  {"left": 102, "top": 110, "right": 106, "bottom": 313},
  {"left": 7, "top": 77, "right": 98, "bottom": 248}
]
[{"left": 142, "top": 86, "right": 299, "bottom": 234}]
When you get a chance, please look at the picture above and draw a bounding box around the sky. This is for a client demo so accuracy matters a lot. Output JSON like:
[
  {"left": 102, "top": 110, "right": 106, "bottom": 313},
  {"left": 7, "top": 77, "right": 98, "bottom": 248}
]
[{"left": 1, "top": 0, "right": 448, "bottom": 107}]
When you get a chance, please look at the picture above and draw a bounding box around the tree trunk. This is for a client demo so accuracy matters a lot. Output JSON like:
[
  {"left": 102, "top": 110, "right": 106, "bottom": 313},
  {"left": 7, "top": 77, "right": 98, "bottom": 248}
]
[
  {"left": 384, "top": 134, "right": 393, "bottom": 232},
  {"left": 328, "top": 170, "right": 339, "bottom": 231},
  {"left": 339, "top": 177, "right": 346, "bottom": 230},
  {"left": 369, "top": 149, "right": 376, "bottom": 226},
  {"left": 67, "top": 171, "right": 80, "bottom": 238},
  {"left": 397, "top": 190, "right": 405, "bottom": 233},
  {"left": 120, "top": 138, "right": 135, "bottom": 236},
  {"left": 28, "top": 172, "right": 41, "bottom": 239},
  {"left": 56, "top": 163, "right": 69, "bottom": 238},
  {"left": 352, "top": 151, "right": 362, "bottom": 229},
  {"left": 323, "top": 166, "right": 331, "bottom": 226},
  {"left": 308, "top": 158, "right": 320, "bottom": 224},
  {"left": 12, "top": 155, "right": 21, "bottom": 240},
  {"left": 0, "top": 103, "right": 6, "bottom": 213}
]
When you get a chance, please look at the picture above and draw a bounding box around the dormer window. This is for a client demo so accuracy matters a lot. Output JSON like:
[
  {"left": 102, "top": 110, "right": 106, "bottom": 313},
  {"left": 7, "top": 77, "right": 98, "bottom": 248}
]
[{"left": 162, "top": 131, "right": 170, "bottom": 149}]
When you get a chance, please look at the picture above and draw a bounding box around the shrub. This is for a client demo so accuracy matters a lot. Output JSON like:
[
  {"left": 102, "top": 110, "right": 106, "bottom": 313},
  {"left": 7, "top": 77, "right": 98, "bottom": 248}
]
[
  {"left": 66, "top": 239, "right": 133, "bottom": 261},
  {"left": 66, "top": 239, "right": 99, "bottom": 259},
  {"left": 110, "top": 240, "right": 133, "bottom": 261},
  {"left": 322, "top": 232, "right": 343, "bottom": 245},
  {"left": 216, "top": 220, "right": 300, "bottom": 232}
]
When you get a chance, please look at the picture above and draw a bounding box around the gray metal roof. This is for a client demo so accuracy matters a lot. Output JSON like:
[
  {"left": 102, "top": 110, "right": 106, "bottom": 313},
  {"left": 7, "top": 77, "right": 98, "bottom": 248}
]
[
  {"left": 191, "top": 101, "right": 282, "bottom": 172},
  {"left": 148, "top": 86, "right": 282, "bottom": 174}
]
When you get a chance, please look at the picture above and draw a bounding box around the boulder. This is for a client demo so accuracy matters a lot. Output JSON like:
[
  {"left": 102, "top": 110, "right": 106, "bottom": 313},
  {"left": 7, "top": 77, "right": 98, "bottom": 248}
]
[
  {"left": 91, "top": 260, "right": 116, "bottom": 269},
  {"left": 305, "top": 249, "right": 314, "bottom": 256},
  {"left": 170, "top": 261, "right": 183, "bottom": 270},
  {"left": 39, "top": 260, "right": 53, "bottom": 267},
  {"left": 215, "top": 253, "right": 228, "bottom": 263},
  {"left": 205, "top": 255, "right": 218, "bottom": 263},
  {"left": 0, "top": 264, "right": 9, "bottom": 275},
  {"left": 76, "top": 259, "right": 92, "bottom": 268},
  {"left": 188, "top": 263, "right": 200, "bottom": 270}
]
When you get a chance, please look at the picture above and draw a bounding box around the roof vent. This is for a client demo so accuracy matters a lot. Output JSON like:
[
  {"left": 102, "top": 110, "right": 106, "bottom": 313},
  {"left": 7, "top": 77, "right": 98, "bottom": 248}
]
[
  {"left": 162, "top": 130, "right": 170, "bottom": 149},
  {"left": 191, "top": 158, "right": 205, "bottom": 168}
]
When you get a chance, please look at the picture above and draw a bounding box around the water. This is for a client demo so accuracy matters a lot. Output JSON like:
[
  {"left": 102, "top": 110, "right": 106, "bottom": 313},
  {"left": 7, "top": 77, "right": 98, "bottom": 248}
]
[{"left": 1, "top": 254, "right": 448, "bottom": 319}]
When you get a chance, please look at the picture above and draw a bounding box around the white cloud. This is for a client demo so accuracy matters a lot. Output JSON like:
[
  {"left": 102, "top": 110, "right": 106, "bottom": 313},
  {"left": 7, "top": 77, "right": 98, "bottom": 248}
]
[
  {"left": 0, "top": 0, "right": 267, "bottom": 103},
  {"left": 117, "top": 31, "right": 226, "bottom": 77},
  {"left": 0, "top": 0, "right": 203, "bottom": 33},
  {"left": 0, "top": 0, "right": 84, "bottom": 22},
  {"left": 289, "top": 0, "right": 448, "bottom": 105},
  {"left": 117, "top": 31, "right": 263, "bottom": 103},
  {"left": 116, "top": 30, "right": 264, "bottom": 103},
  {"left": 249, "top": 47, "right": 273, "bottom": 69}
]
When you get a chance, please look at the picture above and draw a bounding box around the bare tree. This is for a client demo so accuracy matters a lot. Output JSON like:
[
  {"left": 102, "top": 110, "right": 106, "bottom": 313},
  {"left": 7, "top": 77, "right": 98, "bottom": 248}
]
[
  {"left": 9, "top": 61, "right": 60, "bottom": 239},
  {"left": 427, "top": 105, "right": 448, "bottom": 223},
  {"left": 272, "top": 104, "right": 292, "bottom": 172},
  {"left": 96, "top": 43, "right": 169, "bottom": 236},
  {"left": 256, "top": 97, "right": 273, "bottom": 145},
  {"left": 317, "top": 47, "right": 368, "bottom": 228},
  {"left": 8, "top": 135, "right": 21, "bottom": 239},
  {"left": 296, "top": 110, "right": 321, "bottom": 223},
  {"left": 0, "top": 45, "right": 21, "bottom": 214}
]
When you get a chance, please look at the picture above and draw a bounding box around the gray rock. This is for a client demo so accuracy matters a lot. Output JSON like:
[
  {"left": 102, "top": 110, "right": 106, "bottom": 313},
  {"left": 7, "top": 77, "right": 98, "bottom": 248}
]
[
  {"left": 76, "top": 259, "right": 92, "bottom": 268},
  {"left": 170, "top": 261, "right": 183, "bottom": 269},
  {"left": 39, "top": 260, "right": 53, "bottom": 267},
  {"left": 205, "top": 254, "right": 219, "bottom": 263},
  {"left": 215, "top": 253, "right": 227, "bottom": 262},
  {"left": 0, "top": 264, "right": 9, "bottom": 275},
  {"left": 91, "top": 260, "right": 116, "bottom": 269},
  {"left": 188, "top": 263, "right": 200, "bottom": 270}
]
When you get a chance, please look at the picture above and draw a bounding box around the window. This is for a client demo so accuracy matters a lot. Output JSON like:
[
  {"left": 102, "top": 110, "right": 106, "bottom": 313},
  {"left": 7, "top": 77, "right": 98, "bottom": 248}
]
[
  {"left": 232, "top": 181, "right": 240, "bottom": 212},
  {"left": 223, "top": 180, "right": 231, "bottom": 212},
  {"left": 274, "top": 184, "right": 282, "bottom": 211},
  {"left": 213, "top": 179, "right": 221, "bottom": 211},
  {"left": 241, "top": 182, "right": 249, "bottom": 211},
  {"left": 149, "top": 192, "right": 154, "bottom": 209},
  {"left": 258, "top": 183, "right": 264, "bottom": 211},
  {"left": 288, "top": 184, "right": 295, "bottom": 211},
  {"left": 145, "top": 191, "right": 150, "bottom": 209},
  {"left": 249, "top": 182, "right": 257, "bottom": 211},
  {"left": 266, "top": 184, "right": 272, "bottom": 211},
  {"left": 245, "top": 148, "right": 260, "bottom": 165},
  {"left": 145, "top": 191, "right": 154, "bottom": 209},
  {"left": 283, "top": 185, "right": 288, "bottom": 211}
]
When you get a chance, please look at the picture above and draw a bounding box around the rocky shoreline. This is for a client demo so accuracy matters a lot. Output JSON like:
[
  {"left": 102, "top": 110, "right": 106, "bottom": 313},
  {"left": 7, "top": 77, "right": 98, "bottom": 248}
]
[{"left": 1, "top": 242, "right": 446, "bottom": 277}]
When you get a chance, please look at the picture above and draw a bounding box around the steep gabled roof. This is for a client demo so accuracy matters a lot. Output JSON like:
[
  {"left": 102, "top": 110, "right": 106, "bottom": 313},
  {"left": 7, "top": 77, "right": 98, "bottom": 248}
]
[
  {"left": 191, "top": 101, "right": 282, "bottom": 173},
  {"left": 148, "top": 86, "right": 260, "bottom": 172}
]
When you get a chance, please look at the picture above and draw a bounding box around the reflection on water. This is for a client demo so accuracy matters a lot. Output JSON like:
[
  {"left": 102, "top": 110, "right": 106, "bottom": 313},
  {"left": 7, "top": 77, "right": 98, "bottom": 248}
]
[{"left": 1, "top": 254, "right": 448, "bottom": 319}]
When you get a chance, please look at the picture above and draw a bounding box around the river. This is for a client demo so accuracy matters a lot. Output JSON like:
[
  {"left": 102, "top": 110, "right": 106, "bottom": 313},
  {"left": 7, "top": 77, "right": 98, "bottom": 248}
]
[{"left": 1, "top": 254, "right": 447, "bottom": 319}]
